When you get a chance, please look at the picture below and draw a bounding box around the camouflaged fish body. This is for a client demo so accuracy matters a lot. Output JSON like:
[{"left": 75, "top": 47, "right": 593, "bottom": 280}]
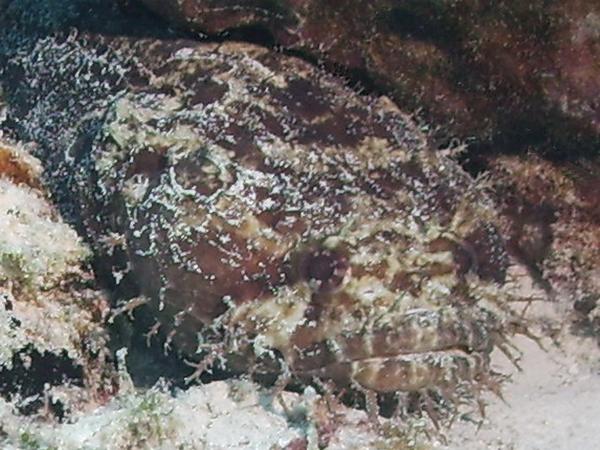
[{"left": 0, "top": 2, "right": 514, "bottom": 404}]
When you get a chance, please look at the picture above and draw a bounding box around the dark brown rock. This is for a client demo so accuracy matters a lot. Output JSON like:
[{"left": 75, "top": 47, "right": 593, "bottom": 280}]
[
  {"left": 488, "top": 154, "right": 600, "bottom": 308},
  {"left": 137, "top": 0, "right": 600, "bottom": 157}
]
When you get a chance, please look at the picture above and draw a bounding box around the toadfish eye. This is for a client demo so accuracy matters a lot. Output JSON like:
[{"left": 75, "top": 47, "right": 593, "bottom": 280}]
[{"left": 302, "top": 248, "right": 349, "bottom": 292}]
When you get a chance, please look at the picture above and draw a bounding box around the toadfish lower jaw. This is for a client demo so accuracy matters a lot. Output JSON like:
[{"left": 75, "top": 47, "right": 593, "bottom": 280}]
[
  {"left": 308, "top": 350, "right": 488, "bottom": 394},
  {"left": 288, "top": 307, "right": 497, "bottom": 394}
]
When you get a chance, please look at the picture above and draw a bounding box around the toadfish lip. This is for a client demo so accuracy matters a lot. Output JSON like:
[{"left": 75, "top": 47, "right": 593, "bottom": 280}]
[
  {"left": 307, "top": 350, "right": 488, "bottom": 393},
  {"left": 286, "top": 306, "right": 497, "bottom": 393}
]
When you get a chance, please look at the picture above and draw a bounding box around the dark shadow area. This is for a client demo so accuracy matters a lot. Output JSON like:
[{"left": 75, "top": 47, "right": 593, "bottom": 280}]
[
  {"left": 216, "top": 24, "right": 277, "bottom": 48},
  {"left": 571, "top": 295, "right": 600, "bottom": 342},
  {"left": 382, "top": 2, "right": 461, "bottom": 45},
  {"left": 461, "top": 110, "right": 600, "bottom": 177},
  {"left": 1, "top": 0, "right": 192, "bottom": 40},
  {"left": 0, "top": 346, "right": 84, "bottom": 419},
  {"left": 100, "top": 265, "right": 233, "bottom": 389}
]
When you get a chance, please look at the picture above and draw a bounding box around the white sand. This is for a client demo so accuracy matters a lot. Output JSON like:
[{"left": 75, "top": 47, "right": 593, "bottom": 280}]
[{"left": 440, "top": 335, "right": 600, "bottom": 450}]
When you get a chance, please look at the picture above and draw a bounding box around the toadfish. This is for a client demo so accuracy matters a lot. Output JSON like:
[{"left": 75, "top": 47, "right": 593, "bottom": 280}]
[{"left": 0, "top": 0, "right": 520, "bottom": 417}]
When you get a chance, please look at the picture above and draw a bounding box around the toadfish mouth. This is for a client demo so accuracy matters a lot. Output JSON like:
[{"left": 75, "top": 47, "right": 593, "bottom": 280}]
[
  {"left": 291, "top": 307, "right": 498, "bottom": 393},
  {"left": 230, "top": 275, "right": 503, "bottom": 395},
  {"left": 309, "top": 350, "right": 488, "bottom": 394},
  {"left": 218, "top": 235, "right": 509, "bottom": 396}
]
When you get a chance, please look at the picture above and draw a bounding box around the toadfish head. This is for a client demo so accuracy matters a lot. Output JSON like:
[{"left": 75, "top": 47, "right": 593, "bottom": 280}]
[
  {"left": 11, "top": 34, "right": 517, "bottom": 406},
  {"left": 86, "top": 41, "right": 516, "bottom": 401}
]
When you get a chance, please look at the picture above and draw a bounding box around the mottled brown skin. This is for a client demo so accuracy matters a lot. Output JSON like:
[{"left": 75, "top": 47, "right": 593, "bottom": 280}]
[
  {"left": 0, "top": 0, "right": 518, "bottom": 411},
  {"left": 137, "top": 0, "right": 600, "bottom": 157},
  {"left": 92, "top": 42, "right": 510, "bottom": 393}
]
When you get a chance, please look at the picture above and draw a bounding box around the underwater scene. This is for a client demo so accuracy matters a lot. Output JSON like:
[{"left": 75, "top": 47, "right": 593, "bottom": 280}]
[{"left": 0, "top": 1, "right": 598, "bottom": 448}]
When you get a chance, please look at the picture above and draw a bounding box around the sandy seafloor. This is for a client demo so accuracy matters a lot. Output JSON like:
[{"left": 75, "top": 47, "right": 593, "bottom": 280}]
[
  {"left": 441, "top": 275, "right": 600, "bottom": 450},
  {"left": 441, "top": 334, "right": 600, "bottom": 450}
]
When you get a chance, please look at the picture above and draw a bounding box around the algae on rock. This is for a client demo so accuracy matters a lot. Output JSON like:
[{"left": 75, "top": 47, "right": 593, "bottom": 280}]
[{"left": 0, "top": 141, "right": 114, "bottom": 417}]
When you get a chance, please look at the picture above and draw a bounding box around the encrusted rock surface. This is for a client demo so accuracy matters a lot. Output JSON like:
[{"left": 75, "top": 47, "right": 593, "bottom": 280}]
[
  {"left": 486, "top": 155, "right": 600, "bottom": 336},
  {"left": 0, "top": 378, "right": 433, "bottom": 450},
  {"left": 0, "top": 0, "right": 522, "bottom": 420},
  {"left": 0, "top": 381, "right": 301, "bottom": 450},
  {"left": 136, "top": 0, "right": 600, "bottom": 157},
  {"left": 0, "top": 140, "right": 114, "bottom": 417}
]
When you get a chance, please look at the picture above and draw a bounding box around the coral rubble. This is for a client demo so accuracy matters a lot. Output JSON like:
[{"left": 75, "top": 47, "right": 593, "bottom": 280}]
[{"left": 0, "top": 141, "right": 113, "bottom": 418}]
